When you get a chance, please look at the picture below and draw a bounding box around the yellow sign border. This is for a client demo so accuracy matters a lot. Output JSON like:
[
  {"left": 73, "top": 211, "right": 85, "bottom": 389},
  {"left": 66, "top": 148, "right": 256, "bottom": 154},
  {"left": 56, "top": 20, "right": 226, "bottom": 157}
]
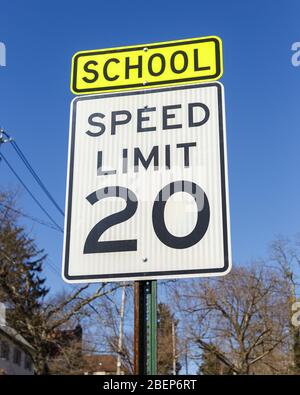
[{"left": 71, "top": 36, "right": 223, "bottom": 95}]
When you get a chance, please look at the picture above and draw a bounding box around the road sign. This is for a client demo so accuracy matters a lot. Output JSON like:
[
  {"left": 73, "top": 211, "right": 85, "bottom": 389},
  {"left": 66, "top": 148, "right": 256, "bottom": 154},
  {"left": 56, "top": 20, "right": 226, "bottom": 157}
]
[
  {"left": 63, "top": 82, "right": 231, "bottom": 283},
  {"left": 71, "top": 36, "right": 223, "bottom": 95}
]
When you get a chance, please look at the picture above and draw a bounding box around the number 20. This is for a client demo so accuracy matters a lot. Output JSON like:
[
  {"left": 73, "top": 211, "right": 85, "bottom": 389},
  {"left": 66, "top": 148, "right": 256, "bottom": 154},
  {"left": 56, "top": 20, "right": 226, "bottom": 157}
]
[{"left": 83, "top": 181, "right": 210, "bottom": 254}]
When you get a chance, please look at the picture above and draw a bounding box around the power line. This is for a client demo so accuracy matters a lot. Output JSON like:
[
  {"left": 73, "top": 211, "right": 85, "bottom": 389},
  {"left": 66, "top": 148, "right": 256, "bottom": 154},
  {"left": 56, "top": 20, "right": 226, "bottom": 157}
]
[
  {"left": 0, "top": 152, "right": 63, "bottom": 233},
  {"left": 0, "top": 130, "right": 95, "bottom": 298},
  {"left": 0, "top": 247, "right": 80, "bottom": 296},
  {"left": 1, "top": 130, "right": 65, "bottom": 217},
  {"left": 0, "top": 130, "right": 90, "bottom": 295},
  {"left": 11, "top": 140, "right": 65, "bottom": 216},
  {"left": 46, "top": 257, "right": 93, "bottom": 298},
  {"left": 0, "top": 202, "right": 61, "bottom": 232}
]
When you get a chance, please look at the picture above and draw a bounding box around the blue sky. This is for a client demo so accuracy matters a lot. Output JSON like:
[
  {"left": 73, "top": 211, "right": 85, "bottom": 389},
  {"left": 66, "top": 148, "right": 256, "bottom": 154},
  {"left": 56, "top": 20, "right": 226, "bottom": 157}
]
[{"left": 0, "top": 0, "right": 299, "bottom": 292}]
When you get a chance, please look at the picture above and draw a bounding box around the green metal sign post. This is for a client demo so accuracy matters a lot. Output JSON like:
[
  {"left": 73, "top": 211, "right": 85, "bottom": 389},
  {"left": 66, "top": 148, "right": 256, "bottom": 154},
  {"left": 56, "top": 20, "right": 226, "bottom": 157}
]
[{"left": 134, "top": 280, "right": 157, "bottom": 375}]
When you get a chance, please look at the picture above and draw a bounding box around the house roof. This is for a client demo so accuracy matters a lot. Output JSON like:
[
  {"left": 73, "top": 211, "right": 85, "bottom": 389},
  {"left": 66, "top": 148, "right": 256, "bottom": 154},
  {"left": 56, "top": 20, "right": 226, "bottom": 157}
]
[
  {"left": 83, "top": 354, "right": 127, "bottom": 374},
  {"left": 0, "top": 325, "right": 35, "bottom": 353}
]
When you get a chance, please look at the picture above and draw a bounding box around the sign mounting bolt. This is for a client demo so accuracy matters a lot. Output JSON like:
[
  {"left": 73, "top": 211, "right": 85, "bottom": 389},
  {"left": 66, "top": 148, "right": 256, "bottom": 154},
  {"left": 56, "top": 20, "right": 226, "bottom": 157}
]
[
  {"left": 143, "top": 258, "right": 148, "bottom": 262},
  {"left": 143, "top": 47, "right": 148, "bottom": 52}
]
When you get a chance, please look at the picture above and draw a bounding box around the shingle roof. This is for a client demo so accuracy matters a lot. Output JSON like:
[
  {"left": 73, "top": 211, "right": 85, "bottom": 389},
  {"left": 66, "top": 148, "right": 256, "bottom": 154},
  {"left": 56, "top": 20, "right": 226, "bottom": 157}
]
[
  {"left": 0, "top": 325, "right": 35, "bottom": 353},
  {"left": 83, "top": 354, "right": 128, "bottom": 373}
]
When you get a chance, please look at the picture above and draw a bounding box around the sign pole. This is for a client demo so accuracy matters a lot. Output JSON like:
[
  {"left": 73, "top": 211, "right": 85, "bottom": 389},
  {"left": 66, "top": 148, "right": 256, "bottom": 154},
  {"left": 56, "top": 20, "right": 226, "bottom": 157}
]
[
  {"left": 147, "top": 280, "right": 157, "bottom": 375},
  {"left": 134, "top": 281, "right": 145, "bottom": 375},
  {"left": 134, "top": 280, "right": 157, "bottom": 375}
]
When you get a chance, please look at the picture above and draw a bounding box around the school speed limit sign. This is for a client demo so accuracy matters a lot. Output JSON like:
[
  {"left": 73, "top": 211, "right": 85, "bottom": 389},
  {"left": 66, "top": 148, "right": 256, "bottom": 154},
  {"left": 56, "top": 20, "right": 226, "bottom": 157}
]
[{"left": 62, "top": 82, "right": 231, "bottom": 282}]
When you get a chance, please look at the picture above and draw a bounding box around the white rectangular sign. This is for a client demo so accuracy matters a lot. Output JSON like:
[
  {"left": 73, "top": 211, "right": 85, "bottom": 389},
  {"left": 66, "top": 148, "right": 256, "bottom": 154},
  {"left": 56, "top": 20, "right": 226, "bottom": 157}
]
[{"left": 63, "top": 83, "right": 231, "bottom": 282}]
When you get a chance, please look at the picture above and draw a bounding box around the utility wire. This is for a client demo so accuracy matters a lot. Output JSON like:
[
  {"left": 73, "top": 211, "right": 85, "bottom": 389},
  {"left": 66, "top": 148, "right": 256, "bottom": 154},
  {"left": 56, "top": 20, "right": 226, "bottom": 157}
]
[
  {"left": 0, "top": 130, "right": 94, "bottom": 298},
  {"left": 0, "top": 130, "right": 90, "bottom": 295},
  {"left": 1, "top": 131, "right": 65, "bottom": 217},
  {"left": 0, "top": 247, "right": 89, "bottom": 299},
  {"left": 0, "top": 152, "right": 63, "bottom": 233},
  {"left": 46, "top": 257, "right": 93, "bottom": 299},
  {"left": 0, "top": 202, "right": 61, "bottom": 232},
  {"left": 11, "top": 140, "right": 65, "bottom": 216}
]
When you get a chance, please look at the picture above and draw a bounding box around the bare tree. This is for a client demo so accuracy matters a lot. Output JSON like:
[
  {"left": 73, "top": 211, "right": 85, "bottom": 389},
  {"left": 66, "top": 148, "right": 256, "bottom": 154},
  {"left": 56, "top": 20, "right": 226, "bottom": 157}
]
[
  {"left": 269, "top": 235, "right": 300, "bottom": 373},
  {"left": 173, "top": 264, "right": 291, "bottom": 375},
  {"left": 157, "top": 303, "right": 181, "bottom": 375},
  {"left": 3, "top": 271, "right": 121, "bottom": 374},
  {"left": 0, "top": 190, "right": 124, "bottom": 374},
  {"left": 92, "top": 285, "right": 134, "bottom": 374}
]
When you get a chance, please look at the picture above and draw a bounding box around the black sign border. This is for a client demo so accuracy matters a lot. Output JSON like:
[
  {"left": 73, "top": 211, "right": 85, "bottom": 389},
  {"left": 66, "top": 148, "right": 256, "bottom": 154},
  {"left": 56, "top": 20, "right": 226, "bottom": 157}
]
[
  {"left": 72, "top": 37, "right": 221, "bottom": 94},
  {"left": 63, "top": 83, "right": 230, "bottom": 282}
]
